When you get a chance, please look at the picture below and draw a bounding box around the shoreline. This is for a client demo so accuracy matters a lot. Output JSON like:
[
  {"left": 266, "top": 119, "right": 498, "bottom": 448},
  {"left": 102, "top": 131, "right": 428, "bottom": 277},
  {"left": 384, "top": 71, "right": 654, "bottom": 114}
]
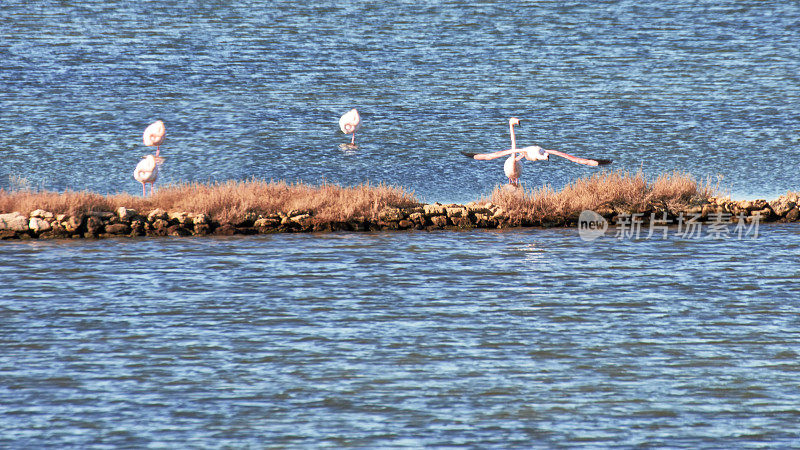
[{"left": 1, "top": 194, "right": 798, "bottom": 240}]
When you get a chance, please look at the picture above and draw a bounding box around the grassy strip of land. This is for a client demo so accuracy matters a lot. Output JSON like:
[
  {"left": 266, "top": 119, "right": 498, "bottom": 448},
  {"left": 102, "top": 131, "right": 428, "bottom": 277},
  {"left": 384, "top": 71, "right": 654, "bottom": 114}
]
[
  {"left": 3, "top": 170, "right": 796, "bottom": 240},
  {"left": 0, "top": 179, "right": 419, "bottom": 223},
  {"left": 486, "top": 170, "right": 718, "bottom": 224}
]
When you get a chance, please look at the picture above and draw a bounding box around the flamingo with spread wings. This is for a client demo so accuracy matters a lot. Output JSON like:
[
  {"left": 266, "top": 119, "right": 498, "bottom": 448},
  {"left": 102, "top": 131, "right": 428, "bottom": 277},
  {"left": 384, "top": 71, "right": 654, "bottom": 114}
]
[
  {"left": 462, "top": 118, "right": 611, "bottom": 184},
  {"left": 463, "top": 145, "right": 612, "bottom": 167}
]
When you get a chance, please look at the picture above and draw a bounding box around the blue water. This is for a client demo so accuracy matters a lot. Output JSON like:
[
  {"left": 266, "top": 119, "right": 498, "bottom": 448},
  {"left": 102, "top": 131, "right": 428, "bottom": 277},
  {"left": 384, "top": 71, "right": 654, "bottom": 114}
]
[{"left": 2, "top": 1, "right": 800, "bottom": 447}]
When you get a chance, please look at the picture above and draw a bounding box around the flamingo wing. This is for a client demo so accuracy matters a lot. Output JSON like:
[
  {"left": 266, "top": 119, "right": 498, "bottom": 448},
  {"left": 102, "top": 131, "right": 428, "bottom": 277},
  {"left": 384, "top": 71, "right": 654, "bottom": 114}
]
[
  {"left": 545, "top": 149, "right": 612, "bottom": 166},
  {"left": 460, "top": 149, "right": 518, "bottom": 161}
]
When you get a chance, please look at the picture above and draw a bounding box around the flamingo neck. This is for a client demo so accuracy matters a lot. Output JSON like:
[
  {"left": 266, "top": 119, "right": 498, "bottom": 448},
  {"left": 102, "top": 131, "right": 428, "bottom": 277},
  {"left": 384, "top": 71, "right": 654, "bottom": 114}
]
[{"left": 509, "top": 122, "right": 517, "bottom": 150}]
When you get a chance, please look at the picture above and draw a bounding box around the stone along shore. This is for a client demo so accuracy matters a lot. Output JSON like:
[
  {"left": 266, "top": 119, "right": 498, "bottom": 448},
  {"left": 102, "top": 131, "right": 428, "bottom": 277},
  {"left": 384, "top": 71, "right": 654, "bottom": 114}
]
[{"left": 1, "top": 192, "right": 799, "bottom": 240}]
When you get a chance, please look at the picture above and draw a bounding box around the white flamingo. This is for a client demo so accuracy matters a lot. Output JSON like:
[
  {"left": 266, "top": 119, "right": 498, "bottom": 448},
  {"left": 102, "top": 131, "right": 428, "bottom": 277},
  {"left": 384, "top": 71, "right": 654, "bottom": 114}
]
[
  {"left": 143, "top": 120, "right": 166, "bottom": 156},
  {"left": 133, "top": 154, "right": 163, "bottom": 196},
  {"left": 503, "top": 117, "right": 523, "bottom": 186},
  {"left": 339, "top": 109, "right": 361, "bottom": 147},
  {"left": 462, "top": 118, "right": 611, "bottom": 184},
  {"left": 467, "top": 145, "right": 612, "bottom": 167}
]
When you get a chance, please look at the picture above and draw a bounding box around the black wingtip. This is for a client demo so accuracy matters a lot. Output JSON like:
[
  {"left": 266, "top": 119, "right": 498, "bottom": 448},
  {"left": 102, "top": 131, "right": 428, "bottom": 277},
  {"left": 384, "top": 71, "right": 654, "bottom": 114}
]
[
  {"left": 596, "top": 159, "right": 613, "bottom": 166},
  {"left": 460, "top": 151, "right": 479, "bottom": 159}
]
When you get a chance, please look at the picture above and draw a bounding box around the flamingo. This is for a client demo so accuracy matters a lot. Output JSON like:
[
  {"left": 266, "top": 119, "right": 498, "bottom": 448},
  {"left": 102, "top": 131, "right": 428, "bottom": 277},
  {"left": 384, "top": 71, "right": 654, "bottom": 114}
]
[
  {"left": 143, "top": 120, "right": 166, "bottom": 156},
  {"left": 339, "top": 109, "right": 361, "bottom": 147},
  {"left": 133, "top": 154, "right": 163, "bottom": 196},
  {"left": 464, "top": 145, "right": 613, "bottom": 167},
  {"left": 503, "top": 117, "right": 524, "bottom": 185},
  {"left": 462, "top": 118, "right": 611, "bottom": 181}
]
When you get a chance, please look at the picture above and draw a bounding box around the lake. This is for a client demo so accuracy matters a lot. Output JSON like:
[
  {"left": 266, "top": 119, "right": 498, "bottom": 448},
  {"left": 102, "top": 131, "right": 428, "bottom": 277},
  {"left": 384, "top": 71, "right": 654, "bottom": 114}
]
[{"left": 2, "top": 0, "right": 799, "bottom": 447}]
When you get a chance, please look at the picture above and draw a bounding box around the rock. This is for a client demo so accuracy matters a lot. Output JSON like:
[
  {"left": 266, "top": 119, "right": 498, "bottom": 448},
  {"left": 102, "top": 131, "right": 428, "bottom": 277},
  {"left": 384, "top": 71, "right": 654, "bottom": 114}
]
[
  {"left": 151, "top": 219, "right": 170, "bottom": 235},
  {"left": 445, "top": 206, "right": 467, "bottom": 218},
  {"left": 408, "top": 212, "right": 426, "bottom": 225},
  {"left": 147, "top": 208, "right": 168, "bottom": 222},
  {"left": 28, "top": 217, "right": 51, "bottom": 233},
  {"left": 30, "top": 209, "right": 54, "bottom": 220},
  {"left": 423, "top": 203, "right": 447, "bottom": 216},
  {"left": 378, "top": 208, "right": 404, "bottom": 222},
  {"left": 193, "top": 214, "right": 209, "bottom": 226},
  {"left": 740, "top": 200, "right": 767, "bottom": 212},
  {"left": 168, "top": 211, "right": 190, "bottom": 224},
  {"left": 0, "top": 212, "right": 29, "bottom": 231},
  {"left": 234, "top": 212, "right": 258, "bottom": 227},
  {"left": 117, "top": 207, "right": 137, "bottom": 221},
  {"left": 130, "top": 219, "right": 146, "bottom": 236},
  {"left": 451, "top": 216, "right": 473, "bottom": 228},
  {"left": 290, "top": 214, "right": 314, "bottom": 228},
  {"left": 88, "top": 211, "right": 114, "bottom": 220},
  {"left": 430, "top": 215, "right": 448, "bottom": 228},
  {"left": 56, "top": 214, "right": 67, "bottom": 222},
  {"left": 85, "top": 216, "right": 103, "bottom": 236},
  {"left": 786, "top": 207, "right": 800, "bottom": 222},
  {"left": 287, "top": 209, "right": 311, "bottom": 217},
  {"left": 167, "top": 225, "right": 191, "bottom": 236},
  {"left": 398, "top": 219, "right": 414, "bottom": 229},
  {"left": 65, "top": 214, "right": 85, "bottom": 233},
  {"left": 347, "top": 220, "right": 367, "bottom": 231},
  {"left": 465, "top": 202, "right": 491, "bottom": 215},
  {"left": 770, "top": 200, "right": 796, "bottom": 217},
  {"left": 755, "top": 207, "right": 773, "bottom": 219},
  {"left": 193, "top": 223, "right": 211, "bottom": 236},
  {"left": 254, "top": 217, "right": 281, "bottom": 228},
  {"left": 378, "top": 220, "right": 399, "bottom": 230},
  {"left": 0, "top": 230, "right": 17, "bottom": 239},
  {"left": 38, "top": 227, "right": 70, "bottom": 239},
  {"left": 213, "top": 224, "right": 236, "bottom": 235},
  {"left": 104, "top": 223, "right": 131, "bottom": 235},
  {"left": 491, "top": 207, "right": 506, "bottom": 220}
]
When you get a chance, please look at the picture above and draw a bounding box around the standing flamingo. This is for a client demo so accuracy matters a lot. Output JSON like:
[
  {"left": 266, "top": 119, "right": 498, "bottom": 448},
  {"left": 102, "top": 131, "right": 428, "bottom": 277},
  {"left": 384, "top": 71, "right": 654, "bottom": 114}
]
[
  {"left": 133, "top": 154, "right": 163, "bottom": 196},
  {"left": 143, "top": 120, "right": 166, "bottom": 156},
  {"left": 503, "top": 117, "right": 524, "bottom": 186},
  {"left": 339, "top": 109, "right": 361, "bottom": 147}
]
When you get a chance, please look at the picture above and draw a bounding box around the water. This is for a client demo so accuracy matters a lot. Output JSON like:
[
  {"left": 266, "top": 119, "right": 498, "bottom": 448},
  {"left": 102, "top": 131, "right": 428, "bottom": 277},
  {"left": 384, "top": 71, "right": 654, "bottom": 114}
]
[{"left": 2, "top": 0, "right": 800, "bottom": 447}]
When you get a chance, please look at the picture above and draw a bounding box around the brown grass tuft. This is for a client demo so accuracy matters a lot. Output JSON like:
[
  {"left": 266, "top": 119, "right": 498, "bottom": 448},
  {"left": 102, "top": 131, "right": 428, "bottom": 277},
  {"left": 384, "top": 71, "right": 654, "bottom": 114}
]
[
  {"left": 0, "top": 180, "right": 418, "bottom": 222},
  {"left": 486, "top": 169, "right": 717, "bottom": 223}
]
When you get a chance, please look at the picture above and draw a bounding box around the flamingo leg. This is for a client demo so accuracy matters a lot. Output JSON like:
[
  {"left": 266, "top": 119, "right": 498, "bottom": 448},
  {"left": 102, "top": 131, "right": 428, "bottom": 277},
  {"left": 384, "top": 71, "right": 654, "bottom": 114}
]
[
  {"left": 351, "top": 133, "right": 355, "bottom": 145},
  {"left": 141, "top": 182, "right": 146, "bottom": 196},
  {"left": 156, "top": 146, "right": 160, "bottom": 157}
]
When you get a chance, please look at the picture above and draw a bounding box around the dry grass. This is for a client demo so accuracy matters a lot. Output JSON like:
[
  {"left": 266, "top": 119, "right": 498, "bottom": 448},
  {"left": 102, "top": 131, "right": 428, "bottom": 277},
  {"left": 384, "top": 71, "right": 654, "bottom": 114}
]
[
  {"left": 486, "top": 169, "right": 716, "bottom": 223},
  {"left": 0, "top": 179, "right": 418, "bottom": 223},
  {"left": 0, "top": 171, "right": 718, "bottom": 226}
]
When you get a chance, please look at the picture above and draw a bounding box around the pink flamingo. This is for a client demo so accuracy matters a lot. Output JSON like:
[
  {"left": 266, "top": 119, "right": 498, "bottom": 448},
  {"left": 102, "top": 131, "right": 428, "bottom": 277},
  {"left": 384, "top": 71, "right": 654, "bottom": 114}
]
[
  {"left": 339, "top": 109, "right": 361, "bottom": 147},
  {"left": 133, "top": 154, "right": 164, "bottom": 196},
  {"left": 143, "top": 120, "right": 166, "bottom": 156},
  {"left": 463, "top": 118, "right": 611, "bottom": 184},
  {"left": 503, "top": 117, "right": 523, "bottom": 186}
]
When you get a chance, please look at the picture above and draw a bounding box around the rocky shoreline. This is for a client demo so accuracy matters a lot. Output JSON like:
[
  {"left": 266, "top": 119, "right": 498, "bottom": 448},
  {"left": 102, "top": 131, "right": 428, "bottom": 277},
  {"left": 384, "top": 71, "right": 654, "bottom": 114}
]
[{"left": 1, "top": 193, "right": 798, "bottom": 240}]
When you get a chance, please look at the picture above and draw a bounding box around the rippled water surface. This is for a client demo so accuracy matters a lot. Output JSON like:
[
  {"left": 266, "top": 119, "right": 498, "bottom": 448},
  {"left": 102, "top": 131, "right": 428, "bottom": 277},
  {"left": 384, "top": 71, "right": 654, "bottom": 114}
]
[
  {"left": 2, "top": 0, "right": 800, "bottom": 447},
  {"left": 3, "top": 228, "right": 800, "bottom": 447}
]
